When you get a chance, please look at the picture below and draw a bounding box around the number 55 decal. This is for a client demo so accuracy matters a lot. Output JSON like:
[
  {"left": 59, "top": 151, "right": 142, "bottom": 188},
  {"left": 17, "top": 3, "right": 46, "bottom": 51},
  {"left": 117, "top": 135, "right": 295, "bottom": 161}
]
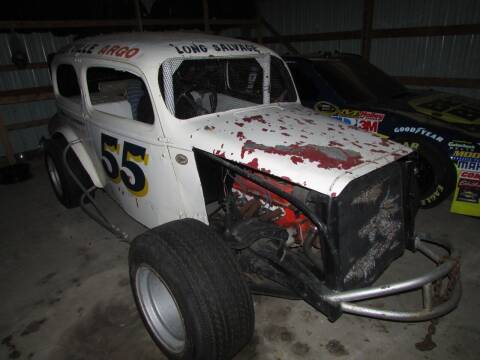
[{"left": 101, "top": 133, "right": 149, "bottom": 197}]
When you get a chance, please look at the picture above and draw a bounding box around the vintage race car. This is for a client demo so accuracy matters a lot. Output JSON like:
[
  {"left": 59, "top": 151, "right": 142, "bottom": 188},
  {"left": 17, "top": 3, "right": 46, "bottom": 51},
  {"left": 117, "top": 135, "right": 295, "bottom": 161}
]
[
  {"left": 284, "top": 54, "right": 480, "bottom": 216},
  {"left": 45, "top": 33, "right": 461, "bottom": 359}
]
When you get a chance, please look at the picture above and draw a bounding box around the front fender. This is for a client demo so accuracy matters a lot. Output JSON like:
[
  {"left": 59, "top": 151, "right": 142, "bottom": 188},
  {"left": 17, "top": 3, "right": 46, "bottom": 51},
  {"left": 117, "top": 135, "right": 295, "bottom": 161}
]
[{"left": 48, "top": 114, "right": 106, "bottom": 188}]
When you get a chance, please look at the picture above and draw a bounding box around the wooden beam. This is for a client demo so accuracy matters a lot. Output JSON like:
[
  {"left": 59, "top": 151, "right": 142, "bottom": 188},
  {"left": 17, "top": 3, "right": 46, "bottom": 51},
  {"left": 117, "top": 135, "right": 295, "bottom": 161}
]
[
  {"left": 0, "top": 115, "right": 16, "bottom": 165},
  {"left": 202, "top": 0, "right": 210, "bottom": 32},
  {"left": 259, "top": 30, "right": 362, "bottom": 44},
  {"left": 0, "top": 62, "right": 49, "bottom": 72},
  {"left": 0, "top": 86, "right": 53, "bottom": 105},
  {"left": 260, "top": 18, "right": 299, "bottom": 54},
  {"left": 258, "top": 23, "right": 480, "bottom": 45},
  {"left": 0, "top": 18, "right": 257, "bottom": 30},
  {"left": 133, "top": 0, "right": 143, "bottom": 32},
  {"left": 396, "top": 76, "right": 480, "bottom": 89},
  {"left": 361, "top": 0, "right": 374, "bottom": 60},
  {"left": 6, "top": 117, "right": 50, "bottom": 131},
  {"left": 372, "top": 23, "right": 480, "bottom": 38}
]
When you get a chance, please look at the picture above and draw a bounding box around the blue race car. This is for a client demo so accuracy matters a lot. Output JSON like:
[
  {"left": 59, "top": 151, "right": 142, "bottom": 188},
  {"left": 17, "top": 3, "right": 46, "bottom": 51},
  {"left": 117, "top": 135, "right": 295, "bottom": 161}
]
[{"left": 285, "top": 53, "right": 480, "bottom": 214}]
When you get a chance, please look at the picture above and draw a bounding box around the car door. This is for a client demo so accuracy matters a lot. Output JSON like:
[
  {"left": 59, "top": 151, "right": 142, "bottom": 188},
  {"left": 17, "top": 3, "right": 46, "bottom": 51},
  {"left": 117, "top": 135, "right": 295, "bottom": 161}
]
[{"left": 79, "top": 59, "right": 183, "bottom": 228}]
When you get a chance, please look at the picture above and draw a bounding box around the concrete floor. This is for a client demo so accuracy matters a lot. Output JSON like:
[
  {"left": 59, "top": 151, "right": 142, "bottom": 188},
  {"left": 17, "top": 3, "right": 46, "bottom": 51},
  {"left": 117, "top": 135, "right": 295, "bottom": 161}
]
[{"left": 1, "top": 158, "right": 479, "bottom": 360}]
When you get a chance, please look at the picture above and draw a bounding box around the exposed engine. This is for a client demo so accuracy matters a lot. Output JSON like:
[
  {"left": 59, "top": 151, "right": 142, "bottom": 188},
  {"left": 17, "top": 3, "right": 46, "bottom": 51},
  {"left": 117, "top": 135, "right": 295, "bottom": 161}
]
[{"left": 232, "top": 173, "right": 314, "bottom": 245}]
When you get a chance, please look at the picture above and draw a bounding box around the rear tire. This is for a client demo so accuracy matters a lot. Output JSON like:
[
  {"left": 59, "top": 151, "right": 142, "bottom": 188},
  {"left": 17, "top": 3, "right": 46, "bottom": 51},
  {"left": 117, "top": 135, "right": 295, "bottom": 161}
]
[
  {"left": 44, "top": 137, "right": 92, "bottom": 208},
  {"left": 129, "top": 219, "right": 255, "bottom": 360},
  {"left": 394, "top": 136, "right": 456, "bottom": 208}
]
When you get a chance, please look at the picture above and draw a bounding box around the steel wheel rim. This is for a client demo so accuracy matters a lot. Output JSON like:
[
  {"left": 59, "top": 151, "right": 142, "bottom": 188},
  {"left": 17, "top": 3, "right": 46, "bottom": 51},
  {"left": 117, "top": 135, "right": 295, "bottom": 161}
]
[
  {"left": 136, "top": 265, "right": 186, "bottom": 354},
  {"left": 46, "top": 156, "right": 63, "bottom": 196}
]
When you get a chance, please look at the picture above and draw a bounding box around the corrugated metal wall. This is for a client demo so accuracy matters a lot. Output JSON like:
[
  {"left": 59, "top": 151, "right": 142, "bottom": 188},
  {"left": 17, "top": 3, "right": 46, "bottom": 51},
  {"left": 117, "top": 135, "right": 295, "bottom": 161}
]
[
  {"left": 0, "top": 33, "right": 73, "bottom": 157},
  {"left": 258, "top": 0, "right": 480, "bottom": 98}
]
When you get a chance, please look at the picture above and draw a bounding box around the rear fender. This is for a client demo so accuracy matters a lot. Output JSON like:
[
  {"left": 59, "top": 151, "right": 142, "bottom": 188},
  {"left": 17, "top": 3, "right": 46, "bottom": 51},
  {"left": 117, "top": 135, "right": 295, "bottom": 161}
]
[{"left": 48, "top": 115, "right": 106, "bottom": 188}]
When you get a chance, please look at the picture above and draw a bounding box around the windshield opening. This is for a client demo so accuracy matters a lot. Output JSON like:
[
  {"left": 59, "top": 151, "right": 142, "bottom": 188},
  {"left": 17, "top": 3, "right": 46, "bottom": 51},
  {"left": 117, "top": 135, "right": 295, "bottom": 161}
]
[
  {"left": 313, "top": 58, "right": 408, "bottom": 103},
  {"left": 159, "top": 55, "right": 296, "bottom": 119}
]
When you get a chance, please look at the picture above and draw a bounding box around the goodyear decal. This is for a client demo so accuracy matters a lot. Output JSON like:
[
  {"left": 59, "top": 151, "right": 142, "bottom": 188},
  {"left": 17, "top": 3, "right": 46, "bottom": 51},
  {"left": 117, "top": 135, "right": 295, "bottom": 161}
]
[{"left": 393, "top": 126, "right": 444, "bottom": 142}]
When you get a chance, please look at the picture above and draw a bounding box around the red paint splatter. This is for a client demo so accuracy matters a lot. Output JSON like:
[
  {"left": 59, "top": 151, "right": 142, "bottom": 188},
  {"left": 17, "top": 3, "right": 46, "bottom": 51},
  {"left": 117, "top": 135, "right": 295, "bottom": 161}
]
[
  {"left": 240, "top": 140, "right": 363, "bottom": 169},
  {"left": 204, "top": 125, "right": 215, "bottom": 130},
  {"left": 234, "top": 122, "right": 245, "bottom": 127},
  {"left": 290, "top": 156, "right": 304, "bottom": 164},
  {"left": 331, "top": 192, "right": 337, "bottom": 197},
  {"left": 213, "top": 150, "right": 226, "bottom": 157},
  {"left": 237, "top": 131, "right": 246, "bottom": 141},
  {"left": 246, "top": 158, "right": 259, "bottom": 169},
  {"left": 243, "top": 115, "right": 266, "bottom": 124}
]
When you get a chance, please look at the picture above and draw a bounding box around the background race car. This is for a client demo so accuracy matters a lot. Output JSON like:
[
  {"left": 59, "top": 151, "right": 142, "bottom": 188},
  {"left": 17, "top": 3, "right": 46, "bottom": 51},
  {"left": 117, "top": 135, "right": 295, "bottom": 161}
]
[{"left": 285, "top": 53, "right": 480, "bottom": 216}]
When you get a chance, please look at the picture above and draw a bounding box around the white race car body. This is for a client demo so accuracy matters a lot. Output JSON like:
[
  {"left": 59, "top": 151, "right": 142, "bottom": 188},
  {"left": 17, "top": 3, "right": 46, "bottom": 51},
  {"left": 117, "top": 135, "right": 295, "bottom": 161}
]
[{"left": 49, "top": 32, "right": 411, "bottom": 228}]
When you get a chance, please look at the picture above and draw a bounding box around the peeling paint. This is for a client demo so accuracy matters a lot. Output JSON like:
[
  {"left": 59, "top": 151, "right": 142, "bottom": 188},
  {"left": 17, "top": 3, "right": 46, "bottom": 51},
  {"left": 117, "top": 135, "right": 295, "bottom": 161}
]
[{"left": 241, "top": 140, "right": 364, "bottom": 169}]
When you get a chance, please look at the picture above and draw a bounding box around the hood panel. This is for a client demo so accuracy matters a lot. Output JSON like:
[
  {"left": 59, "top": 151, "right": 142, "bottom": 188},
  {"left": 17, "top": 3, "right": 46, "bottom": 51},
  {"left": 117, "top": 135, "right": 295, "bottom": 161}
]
[{"left": 182, "top": 104, "right": 411, "bottom": 196}]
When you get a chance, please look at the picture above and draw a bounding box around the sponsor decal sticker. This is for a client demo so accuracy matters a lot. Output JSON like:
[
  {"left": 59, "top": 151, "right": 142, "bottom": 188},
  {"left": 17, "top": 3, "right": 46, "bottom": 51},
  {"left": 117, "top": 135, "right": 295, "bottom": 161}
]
[{"left": 393, "top": 126, "right": 444, "bottom": 142}]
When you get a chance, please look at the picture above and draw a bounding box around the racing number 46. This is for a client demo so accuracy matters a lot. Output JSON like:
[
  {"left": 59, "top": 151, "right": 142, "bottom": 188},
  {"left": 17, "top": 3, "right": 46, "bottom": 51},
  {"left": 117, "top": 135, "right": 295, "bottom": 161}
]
[{"left": 101, "top": 133, "right": 149, "bottom": 197}]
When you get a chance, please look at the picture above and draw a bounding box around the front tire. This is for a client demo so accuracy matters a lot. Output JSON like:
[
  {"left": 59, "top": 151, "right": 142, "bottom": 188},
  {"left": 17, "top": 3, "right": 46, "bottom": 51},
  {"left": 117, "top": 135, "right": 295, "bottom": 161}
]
[
  {"left": 395, "top": 136, "right": 456, "bottom": 208},
  {"left": 129, "top": 219, "right": 254, "bottom": 360}
]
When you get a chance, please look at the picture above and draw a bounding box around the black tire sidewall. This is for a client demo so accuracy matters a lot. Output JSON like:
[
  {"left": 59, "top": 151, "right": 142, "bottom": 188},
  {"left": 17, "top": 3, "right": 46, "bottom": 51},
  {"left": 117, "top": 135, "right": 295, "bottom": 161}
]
[
  {"left": 44, "top": 139, "right": 78, "bottom": 208},
  {"left": 129, "top": 219, "right": 254, "bottom": 360},
  {"left": 394, "top": 135, "right": 456, "bottom": 208},
  {"left": 129, "top": 239, "right": 202, "bottom": 360}
]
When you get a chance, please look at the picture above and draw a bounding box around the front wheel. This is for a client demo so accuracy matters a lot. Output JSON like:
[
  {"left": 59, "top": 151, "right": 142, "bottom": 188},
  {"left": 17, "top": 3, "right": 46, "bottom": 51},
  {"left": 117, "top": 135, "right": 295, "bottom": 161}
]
[
  {"left": 395, "top": 136, "right": 456, "bottom": 208},
  {"left": 129, "top": 219, "right": 254, "bottom": 360}
]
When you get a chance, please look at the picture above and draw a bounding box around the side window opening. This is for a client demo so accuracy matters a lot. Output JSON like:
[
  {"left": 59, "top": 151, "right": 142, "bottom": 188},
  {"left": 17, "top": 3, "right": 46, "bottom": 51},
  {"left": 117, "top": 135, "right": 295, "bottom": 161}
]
[
  {"left": 56, "top": 64, "right": 81, "bottom": 103},
  {"left": 86, "top": 67, "right": 154, "bottom": 124}
]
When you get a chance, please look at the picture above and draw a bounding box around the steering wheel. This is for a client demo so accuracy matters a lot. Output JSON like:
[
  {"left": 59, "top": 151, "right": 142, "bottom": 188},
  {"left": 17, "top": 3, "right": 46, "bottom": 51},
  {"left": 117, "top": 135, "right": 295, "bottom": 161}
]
[{"left": 175, "top": 85, "right": 218, "bottom": 118}]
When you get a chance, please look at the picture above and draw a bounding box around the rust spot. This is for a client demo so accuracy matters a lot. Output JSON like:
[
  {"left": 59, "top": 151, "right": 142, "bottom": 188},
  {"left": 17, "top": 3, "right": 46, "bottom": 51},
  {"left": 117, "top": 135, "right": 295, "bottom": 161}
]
[
  {"left": 246, "top": 158, "right": 259, "bottom": 169},
  {"left": 302, "top": 118, "right": 315, "bottom": 125},
  {"left": 291, "top": 156, "right": 304, "bottom": 164},
  {"left": 329, "top": 140, "right": 344, "bottom": 147},
  {"left": 213, "top": 150, "right": 226, "bottom": 157},
  {"left": 237, "top": 131, "right": 246, "bottom": 141},
  {"left": 243, "top": 115, "right": 266, "bottom": 124}
]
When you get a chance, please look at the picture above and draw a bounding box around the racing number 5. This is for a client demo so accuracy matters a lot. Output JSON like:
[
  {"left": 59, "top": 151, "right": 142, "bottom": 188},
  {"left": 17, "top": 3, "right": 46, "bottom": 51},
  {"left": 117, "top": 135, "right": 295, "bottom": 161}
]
[
  {"left": 100, "top": 133, "right": 149, "bottom": 196},
  {"left": 120, "top": 142, "right": 149, "bottom": 196},
  {"left": 101, "top": 133, "right": 121, "bottom": 184}
]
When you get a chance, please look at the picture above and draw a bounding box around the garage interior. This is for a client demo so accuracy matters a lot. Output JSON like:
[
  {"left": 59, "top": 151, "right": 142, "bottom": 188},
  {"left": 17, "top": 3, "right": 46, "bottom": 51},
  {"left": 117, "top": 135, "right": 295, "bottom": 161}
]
[{"left": 1, "top": 1, "right": 479, "bottom": 359}]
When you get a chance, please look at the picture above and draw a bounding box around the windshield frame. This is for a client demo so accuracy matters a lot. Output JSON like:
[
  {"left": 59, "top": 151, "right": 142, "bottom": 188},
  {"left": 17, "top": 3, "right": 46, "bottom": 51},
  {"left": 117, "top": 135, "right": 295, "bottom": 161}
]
[{"left": 158, "top": 54, "right": 298, "bottom": 120}]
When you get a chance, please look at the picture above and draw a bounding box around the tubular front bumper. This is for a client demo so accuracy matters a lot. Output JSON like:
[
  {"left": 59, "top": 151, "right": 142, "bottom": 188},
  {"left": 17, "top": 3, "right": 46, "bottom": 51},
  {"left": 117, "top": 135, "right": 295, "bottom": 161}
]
[{"left": 323, "top": 235, "right": 461, "bottom": 321}]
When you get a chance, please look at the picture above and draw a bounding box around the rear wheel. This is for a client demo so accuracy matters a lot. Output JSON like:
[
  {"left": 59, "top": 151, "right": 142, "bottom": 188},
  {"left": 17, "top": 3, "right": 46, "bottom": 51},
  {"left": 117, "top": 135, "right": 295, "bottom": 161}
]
[
  {"left": 395, "top": 136, "right": 456, "bottom": 208},
  {"left": 44, "top": 137, "right": 92, "bottom": 208},
  {"left": 129, "top": 218, "right": 254, "bottom": 360}
]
